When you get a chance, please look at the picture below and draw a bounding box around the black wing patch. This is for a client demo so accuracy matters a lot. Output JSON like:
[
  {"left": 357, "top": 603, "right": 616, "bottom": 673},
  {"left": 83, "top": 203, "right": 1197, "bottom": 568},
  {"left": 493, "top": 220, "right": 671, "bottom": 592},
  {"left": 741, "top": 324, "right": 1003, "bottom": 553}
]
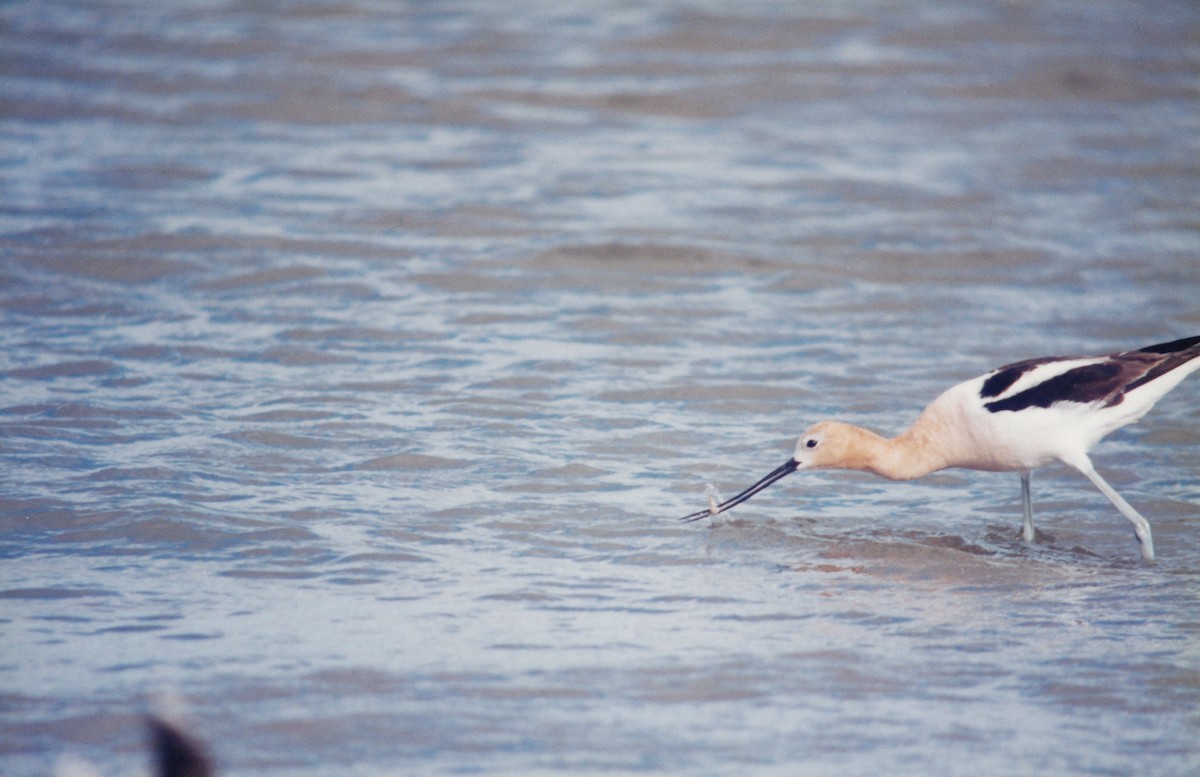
[
  {"left": 981, "top": 336, "right": 1200, "bottom": 414},
  {"left": 984, "top": 361, "right": 1124, "bottom": 413},
  {"left": 979, "top": 357, "right": 1058, "bottom": 399}
]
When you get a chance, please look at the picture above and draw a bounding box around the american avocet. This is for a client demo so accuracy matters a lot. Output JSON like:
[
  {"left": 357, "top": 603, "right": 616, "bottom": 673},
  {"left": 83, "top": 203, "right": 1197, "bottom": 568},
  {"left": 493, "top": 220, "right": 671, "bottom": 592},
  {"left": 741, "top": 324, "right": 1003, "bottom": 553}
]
[{"left": 682, "top": 335, "right": 1200, "bottom": 561}]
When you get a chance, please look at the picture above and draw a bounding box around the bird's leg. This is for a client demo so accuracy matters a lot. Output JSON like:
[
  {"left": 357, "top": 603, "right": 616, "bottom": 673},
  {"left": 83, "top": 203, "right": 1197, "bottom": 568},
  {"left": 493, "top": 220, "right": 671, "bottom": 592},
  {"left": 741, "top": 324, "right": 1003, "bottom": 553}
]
[
  {"left": 1020, "top": 471, "right": 1035, "bottom": 543},
  {"left": 1064, "top": 455, "right": 1155, "bottom": 561}
]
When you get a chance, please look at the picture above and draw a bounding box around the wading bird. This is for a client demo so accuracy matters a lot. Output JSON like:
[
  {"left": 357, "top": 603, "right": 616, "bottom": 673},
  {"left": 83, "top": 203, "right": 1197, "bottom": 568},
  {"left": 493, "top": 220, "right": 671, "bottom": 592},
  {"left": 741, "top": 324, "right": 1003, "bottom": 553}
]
[{"left": 681, "top": 335, "right": 1200, "bottom": 560}]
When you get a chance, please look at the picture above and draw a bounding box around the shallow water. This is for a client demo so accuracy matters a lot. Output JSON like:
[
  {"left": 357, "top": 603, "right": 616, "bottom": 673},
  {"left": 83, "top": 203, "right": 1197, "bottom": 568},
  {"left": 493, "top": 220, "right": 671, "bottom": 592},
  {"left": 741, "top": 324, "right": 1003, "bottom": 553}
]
[{"left": 3, "top": 1, "right": 1200, "bottom": 775}]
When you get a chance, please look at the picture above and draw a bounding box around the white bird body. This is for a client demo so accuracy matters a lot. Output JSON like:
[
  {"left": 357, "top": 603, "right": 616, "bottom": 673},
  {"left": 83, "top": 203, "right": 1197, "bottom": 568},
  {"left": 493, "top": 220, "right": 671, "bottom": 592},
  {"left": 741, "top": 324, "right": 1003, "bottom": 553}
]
[{"left": 682, "top": 336, "right": 1200, "bottom": 561}]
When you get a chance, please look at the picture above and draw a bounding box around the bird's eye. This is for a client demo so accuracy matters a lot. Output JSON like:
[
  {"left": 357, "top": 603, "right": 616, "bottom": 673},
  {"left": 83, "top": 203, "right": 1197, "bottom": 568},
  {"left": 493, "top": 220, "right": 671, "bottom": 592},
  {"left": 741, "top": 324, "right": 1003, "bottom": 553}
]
[{"left": 805, "top": 438, "right": 818, "bottom": 448}]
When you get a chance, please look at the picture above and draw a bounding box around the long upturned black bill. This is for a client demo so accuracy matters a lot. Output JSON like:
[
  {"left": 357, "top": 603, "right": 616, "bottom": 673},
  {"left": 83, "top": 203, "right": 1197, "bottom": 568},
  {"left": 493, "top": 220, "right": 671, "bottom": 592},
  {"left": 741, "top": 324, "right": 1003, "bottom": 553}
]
[{"left": 680, "top": 458, "right": 799, "bottom": 523}]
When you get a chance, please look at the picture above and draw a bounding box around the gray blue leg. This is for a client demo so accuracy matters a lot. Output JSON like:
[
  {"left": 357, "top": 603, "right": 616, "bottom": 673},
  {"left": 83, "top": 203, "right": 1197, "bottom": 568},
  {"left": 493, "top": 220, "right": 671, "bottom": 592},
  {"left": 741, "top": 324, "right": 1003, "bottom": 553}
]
[
  {"left": 1062, "top": 455, "right": 1155, "bottom": 561},
  {"left": 1020, "top": 471, "right": 1035, "bottom": 543}
]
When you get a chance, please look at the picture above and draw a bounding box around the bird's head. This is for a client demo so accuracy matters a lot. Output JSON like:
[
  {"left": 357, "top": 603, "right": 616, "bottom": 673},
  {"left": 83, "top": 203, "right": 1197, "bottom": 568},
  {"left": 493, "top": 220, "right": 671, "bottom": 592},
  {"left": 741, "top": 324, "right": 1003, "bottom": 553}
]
[{"left": 679, "top": 420, "right": 879, "bottom": 523}]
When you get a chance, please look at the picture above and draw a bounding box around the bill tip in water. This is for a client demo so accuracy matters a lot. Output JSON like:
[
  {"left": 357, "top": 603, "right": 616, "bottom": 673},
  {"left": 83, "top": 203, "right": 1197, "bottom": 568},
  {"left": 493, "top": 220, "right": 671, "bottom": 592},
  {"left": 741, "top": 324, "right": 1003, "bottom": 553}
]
[{"left": 705, "top": 484, "right": 721, "bottom": 516}]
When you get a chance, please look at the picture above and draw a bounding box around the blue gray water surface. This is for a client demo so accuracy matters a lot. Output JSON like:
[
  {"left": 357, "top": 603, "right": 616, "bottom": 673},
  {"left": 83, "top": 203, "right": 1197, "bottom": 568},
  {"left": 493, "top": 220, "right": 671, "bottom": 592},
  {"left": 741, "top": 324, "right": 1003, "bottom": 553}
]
[{"left": 3, "top": 1, "right": 1200, "bottom": 775}]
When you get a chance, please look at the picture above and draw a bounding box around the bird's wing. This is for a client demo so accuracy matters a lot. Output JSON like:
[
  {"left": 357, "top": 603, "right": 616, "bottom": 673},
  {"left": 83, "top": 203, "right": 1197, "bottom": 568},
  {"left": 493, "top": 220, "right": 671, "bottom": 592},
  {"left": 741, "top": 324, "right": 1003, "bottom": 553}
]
[{"left": 979, "top": 352, "right": 1177, "bottom": 414}]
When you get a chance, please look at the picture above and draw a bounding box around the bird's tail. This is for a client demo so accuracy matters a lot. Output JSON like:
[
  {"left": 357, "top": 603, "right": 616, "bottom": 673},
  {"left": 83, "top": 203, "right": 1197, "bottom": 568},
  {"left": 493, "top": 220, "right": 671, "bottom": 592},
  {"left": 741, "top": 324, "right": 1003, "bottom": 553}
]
[
  {"left": 1124, "top": 335, "right": 1200, "bottom": 398},
  {"left": 1136, "top": 334, "right": 1200, "bottom": 356}
]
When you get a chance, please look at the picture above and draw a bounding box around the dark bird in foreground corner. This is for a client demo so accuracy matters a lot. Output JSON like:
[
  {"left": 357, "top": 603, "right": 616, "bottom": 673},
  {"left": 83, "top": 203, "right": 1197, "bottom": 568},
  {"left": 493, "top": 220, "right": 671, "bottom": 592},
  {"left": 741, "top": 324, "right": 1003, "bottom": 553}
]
[
  {"left": 148, "top": 714, "right": 213, "bottom": 777},
  {"left": 682, "top": 335, "right": 1200, "bottom": 561}
]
